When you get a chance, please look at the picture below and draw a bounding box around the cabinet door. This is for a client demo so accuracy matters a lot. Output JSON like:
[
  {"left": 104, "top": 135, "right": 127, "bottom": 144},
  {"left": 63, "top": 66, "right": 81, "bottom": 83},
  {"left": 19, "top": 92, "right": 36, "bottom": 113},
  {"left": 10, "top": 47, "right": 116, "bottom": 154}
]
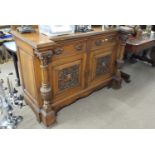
[
  {"left": 89, "top": 47, "right": 116, "bottom": 86},
  {"left": 50, "top": 53, "right": 86, "bottom": 101}
]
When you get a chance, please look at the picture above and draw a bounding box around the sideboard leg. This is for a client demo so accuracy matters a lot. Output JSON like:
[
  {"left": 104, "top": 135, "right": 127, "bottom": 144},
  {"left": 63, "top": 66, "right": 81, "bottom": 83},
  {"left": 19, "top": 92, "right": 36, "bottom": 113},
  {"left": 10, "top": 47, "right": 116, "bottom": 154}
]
[
  {"left": 41, "top": 109, "right": 56, "bottom": 127},
  {"left": 112, "top": 29, "right": 131, "bottom": 88},
  {"left": 35, "top": 50, "right": 56, "bottom": 127},
  {"left": 111, "top": 75, "right": 122, "bottom": 89},
  {"left": 111, "top": 59, "right": 124, "bottom": 89},
  {"left": 40, "top": 86, "right": 56, "bottom": 127}
]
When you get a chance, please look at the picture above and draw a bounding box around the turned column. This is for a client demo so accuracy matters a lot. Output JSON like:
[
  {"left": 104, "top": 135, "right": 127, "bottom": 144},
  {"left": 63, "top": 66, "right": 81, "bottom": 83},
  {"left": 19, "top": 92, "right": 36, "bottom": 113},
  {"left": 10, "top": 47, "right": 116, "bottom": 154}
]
[
  {"left": 35, "top": 50, "right": 56, "bottom": 126},
  {"left": 112, "top": 32, "right": 129, "bottom": 89}
]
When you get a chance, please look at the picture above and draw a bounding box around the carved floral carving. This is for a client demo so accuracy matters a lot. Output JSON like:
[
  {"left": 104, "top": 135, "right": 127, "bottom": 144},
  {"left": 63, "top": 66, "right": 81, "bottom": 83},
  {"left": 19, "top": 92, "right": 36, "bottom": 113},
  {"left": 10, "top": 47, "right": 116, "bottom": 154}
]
[
  {"left": 53, "top": 48, "right": 63, "bottom": 55},
  {"left": 58, "top": 64, "right": 80, "bottom": 91},
  {"left": 74, "top": 44, "right": 83, "bottom": 51},
  {"left": 35, "top": 50, "right": 53, "bottom": 67},
  {"left": 96, "top": 55, "right": 111, "bottom": 76}
]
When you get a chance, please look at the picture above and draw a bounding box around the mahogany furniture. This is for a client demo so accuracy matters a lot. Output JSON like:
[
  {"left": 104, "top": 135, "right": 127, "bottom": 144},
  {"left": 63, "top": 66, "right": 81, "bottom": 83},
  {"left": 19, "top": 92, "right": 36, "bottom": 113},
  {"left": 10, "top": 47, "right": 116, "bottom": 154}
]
[
  {"left": 11, "top": 27, "right": 127, "bottom": 127},
  {"left": 126, "top": 33, "right": 155, "bottom": 66}
]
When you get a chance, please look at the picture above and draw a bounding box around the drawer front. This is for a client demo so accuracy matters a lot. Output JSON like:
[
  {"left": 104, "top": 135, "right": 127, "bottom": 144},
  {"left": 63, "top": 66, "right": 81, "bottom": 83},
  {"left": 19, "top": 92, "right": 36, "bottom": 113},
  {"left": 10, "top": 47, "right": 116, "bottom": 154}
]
[
  {"left": 89, "top": 35, "right": 117, "bottom": 51},
  {"left": 52, "top": 41, "right": 86, "bottom": 59}
]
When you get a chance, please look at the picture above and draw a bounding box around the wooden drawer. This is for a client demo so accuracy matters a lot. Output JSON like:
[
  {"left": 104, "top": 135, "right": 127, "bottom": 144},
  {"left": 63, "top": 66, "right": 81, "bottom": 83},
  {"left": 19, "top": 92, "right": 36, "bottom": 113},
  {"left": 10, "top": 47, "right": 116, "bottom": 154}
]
[
  {"left": 52, "top": 41, "right": 86, "bottom": 59},
  {"left": 89, "top": 34, "right": 117, "bottom": 51}
]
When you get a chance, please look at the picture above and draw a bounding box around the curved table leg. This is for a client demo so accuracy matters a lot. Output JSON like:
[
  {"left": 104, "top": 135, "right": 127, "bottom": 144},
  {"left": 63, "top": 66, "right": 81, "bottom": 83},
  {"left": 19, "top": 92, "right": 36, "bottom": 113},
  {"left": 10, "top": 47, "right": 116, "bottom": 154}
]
[
  {"left": 150, "top": 47, "right": 155, "bottom": 67},
  {"left": 129, "top": 48, "right": 155, "bottom": 67},
  {"left": 121, "top": 71, "right": 131, "bottom": 83}
]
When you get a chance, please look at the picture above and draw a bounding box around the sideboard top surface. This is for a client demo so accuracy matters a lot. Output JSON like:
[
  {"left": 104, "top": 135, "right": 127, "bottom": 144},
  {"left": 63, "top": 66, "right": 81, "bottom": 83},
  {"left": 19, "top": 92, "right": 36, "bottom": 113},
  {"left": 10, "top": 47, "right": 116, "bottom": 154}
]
[{"left": 11, "top": 27, "right": 118, "bottom": 49}]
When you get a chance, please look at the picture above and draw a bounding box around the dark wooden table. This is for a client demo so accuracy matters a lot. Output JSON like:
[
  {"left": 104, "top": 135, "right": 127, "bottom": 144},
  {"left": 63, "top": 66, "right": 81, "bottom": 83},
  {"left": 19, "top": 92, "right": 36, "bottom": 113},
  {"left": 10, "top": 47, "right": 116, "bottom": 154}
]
[
  {"left": 3, "top": 41, "right": 20, "bottom": 86},
  {"left": 126, "top": 32, "right": 155, "bottom": 66},
  {"left": 120, "top": 32, "right": 155, "bottom": 83}
]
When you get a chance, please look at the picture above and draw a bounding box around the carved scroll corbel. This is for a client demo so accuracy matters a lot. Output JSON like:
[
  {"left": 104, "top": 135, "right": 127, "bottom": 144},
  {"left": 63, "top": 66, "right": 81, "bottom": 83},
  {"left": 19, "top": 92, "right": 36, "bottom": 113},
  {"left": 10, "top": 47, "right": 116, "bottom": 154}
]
[{"left": 119, "top": 34, "right": 129, "bottom": 46}]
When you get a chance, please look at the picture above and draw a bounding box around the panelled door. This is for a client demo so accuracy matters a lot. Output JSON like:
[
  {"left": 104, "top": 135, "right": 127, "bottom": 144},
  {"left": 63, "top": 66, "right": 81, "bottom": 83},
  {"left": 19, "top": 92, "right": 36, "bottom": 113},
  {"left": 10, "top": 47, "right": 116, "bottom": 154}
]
[
  {"left": 50, "top": 53, "right": 86, "bottom": 101},
  {"left": 88, "top": 46, "right": 116, "bottom": 86}
]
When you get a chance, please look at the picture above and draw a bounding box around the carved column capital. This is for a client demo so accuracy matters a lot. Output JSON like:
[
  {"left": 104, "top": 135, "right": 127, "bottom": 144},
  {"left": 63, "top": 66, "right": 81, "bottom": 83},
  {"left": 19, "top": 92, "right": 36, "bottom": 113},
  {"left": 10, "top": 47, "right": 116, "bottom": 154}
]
[
  {"left": 35, "top": 50, "right": 53, "bottom": 67},
  {"left": 118, "top": 27, "right": 133, "bottom": 45},
  {"left": 119, "top": 34, "right": 129, "bottom": 45}
]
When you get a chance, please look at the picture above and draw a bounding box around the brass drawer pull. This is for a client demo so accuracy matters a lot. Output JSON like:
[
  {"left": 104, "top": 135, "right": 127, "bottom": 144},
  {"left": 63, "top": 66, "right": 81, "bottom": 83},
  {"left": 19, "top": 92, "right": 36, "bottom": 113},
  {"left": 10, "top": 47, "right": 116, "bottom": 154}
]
[
  {"left": 95, "top": 37, "right": 114, "bottom": 46},
  {"left": 95, "top": 39, "right": 105, "bottom": 46},
  {"left": 107, "top": 37, "right": 114, "bottom": 41},
  {"left": 53, "top": 48, "right": 63, "bottom": 55},
  {"left": 75, "top": 44, "right": 83, "bottom": 51},
  {"left": 105, "top": 38, "right": 109, "bottom": 42}
]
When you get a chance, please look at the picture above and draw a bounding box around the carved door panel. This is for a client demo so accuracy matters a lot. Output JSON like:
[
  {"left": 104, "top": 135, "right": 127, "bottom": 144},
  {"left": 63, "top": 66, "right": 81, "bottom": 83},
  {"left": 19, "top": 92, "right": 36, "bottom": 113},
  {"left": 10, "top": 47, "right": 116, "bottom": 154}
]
[
  {"left": 51, "top": 54, "right": 86, "bottom": 100},
  {"left": 89, "top": 47, "right": 116, "bottom": 86}
]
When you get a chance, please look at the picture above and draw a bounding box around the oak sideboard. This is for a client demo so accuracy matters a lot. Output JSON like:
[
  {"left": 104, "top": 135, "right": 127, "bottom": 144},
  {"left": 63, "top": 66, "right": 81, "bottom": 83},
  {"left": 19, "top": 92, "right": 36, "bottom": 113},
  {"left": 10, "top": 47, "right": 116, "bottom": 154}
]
[{"left": 12, "top": 27, "right": 127, "bottom": 127}]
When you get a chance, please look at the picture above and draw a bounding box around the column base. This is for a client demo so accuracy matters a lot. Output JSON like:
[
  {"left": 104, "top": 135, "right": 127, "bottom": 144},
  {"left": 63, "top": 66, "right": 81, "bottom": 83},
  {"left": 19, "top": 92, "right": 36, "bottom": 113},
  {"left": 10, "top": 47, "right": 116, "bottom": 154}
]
[
  {"left": 111, "top": 76, "right": 122, "bottom": 89},
  {"left": 41, "top": 109, "right": 56, "bottom": 127}
]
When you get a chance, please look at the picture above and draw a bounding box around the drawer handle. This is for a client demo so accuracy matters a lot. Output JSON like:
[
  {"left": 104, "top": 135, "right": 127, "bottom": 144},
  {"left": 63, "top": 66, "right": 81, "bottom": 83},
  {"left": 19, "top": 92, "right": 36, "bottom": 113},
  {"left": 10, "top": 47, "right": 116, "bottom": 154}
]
[
  {"left": 75, "top": 44, "right": 83, "bottom": 51},
  {"left": 107, "top": 37, "right": 114, "bottom": 41},
  {"left": 105, "top": 38, "right": 109, "bottom": 42},
  {"left": 95, "top": 40, "right": 105, "bottom": 46},
  {"left": 95, "top": 37, "right": 114, "bottom": 46},
  {"left": 53, "top": 48, "right": 63, "bottom": 55}
]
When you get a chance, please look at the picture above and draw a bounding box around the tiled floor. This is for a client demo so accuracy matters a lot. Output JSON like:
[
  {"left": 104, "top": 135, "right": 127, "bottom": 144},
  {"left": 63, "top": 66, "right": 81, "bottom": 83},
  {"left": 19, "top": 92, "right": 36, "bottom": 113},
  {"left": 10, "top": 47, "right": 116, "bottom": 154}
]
[{"left": 0, "top": 60, "right": 155, "bottom": 129}]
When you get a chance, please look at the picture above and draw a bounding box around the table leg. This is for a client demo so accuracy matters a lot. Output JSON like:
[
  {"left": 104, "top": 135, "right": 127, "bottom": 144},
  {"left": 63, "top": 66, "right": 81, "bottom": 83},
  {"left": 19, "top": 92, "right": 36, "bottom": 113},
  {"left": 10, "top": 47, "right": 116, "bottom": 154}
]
[
  {"left": 121, "top": 71, "right": 131, "bottom": 83},
  {"left": 3, "top": 46, "right": 9, "bottom": 62},
  {"left": 0, "top": 52, "right": 3, "bottom": 64},
  {"left": 12, "top": 53, "right": 20, "bottom": 86},
  {"left": 129, "top": 54, "right": 138, "bottom": 63},
  {"left": 129, "top": 49, "right": 155, "bottom": 66},
  {"left": 150, "top": 47, "right": 155, "bottom": 67}
]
